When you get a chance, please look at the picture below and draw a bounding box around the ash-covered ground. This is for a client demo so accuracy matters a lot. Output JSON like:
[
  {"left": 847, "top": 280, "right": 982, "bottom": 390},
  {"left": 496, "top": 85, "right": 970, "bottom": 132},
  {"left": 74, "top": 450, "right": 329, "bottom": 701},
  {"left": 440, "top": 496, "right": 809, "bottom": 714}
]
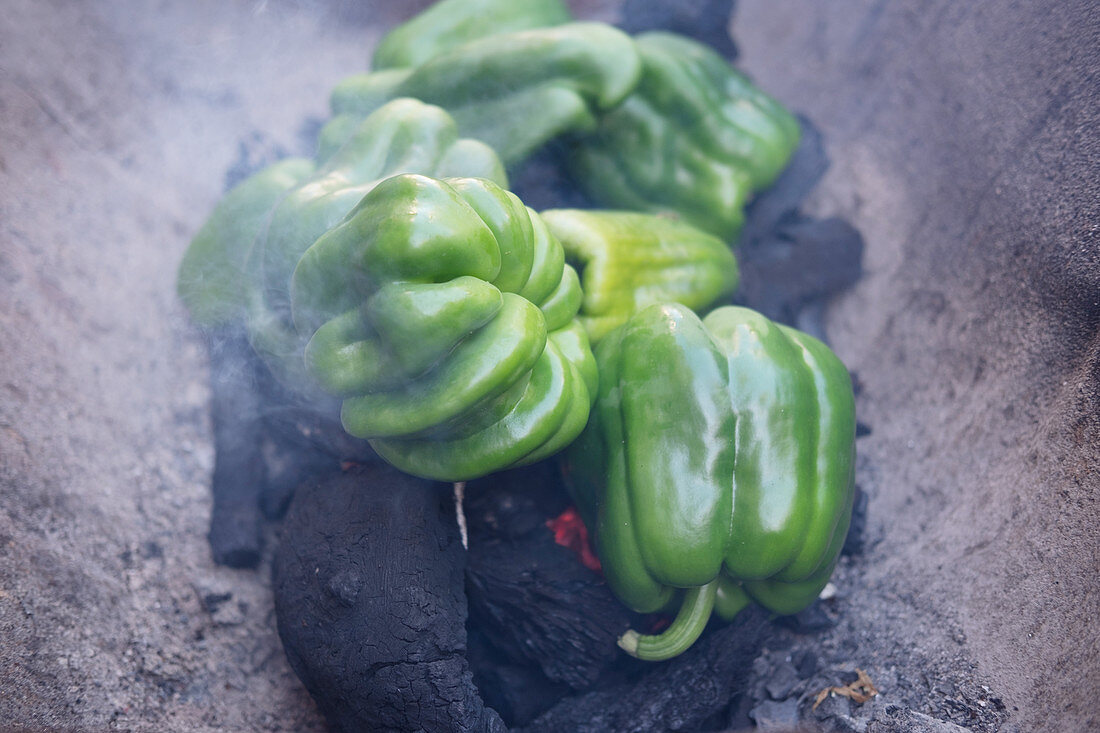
[{"left": 1, "top": 1, "right": 1097, "bottom": 731}]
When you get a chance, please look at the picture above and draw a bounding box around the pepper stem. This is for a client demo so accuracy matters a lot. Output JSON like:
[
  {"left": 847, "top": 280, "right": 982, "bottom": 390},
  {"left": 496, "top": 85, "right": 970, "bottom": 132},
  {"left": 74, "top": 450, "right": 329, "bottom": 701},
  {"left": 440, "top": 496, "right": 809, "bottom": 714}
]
[{"left": 617, "top": 579, "right": 719, "bottom": 661}]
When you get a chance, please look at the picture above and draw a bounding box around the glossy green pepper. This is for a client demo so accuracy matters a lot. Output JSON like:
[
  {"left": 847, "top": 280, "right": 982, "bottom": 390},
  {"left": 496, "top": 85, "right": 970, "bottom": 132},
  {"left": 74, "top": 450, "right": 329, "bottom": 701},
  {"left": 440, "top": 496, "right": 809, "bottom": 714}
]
[
  {"left": 321, "top": 23, "right": 641, "bottom": 166},
  {"left": 564, "top": 304, "right": 855, "bottom": 660},
  {"left": 540, "top": 209, "right": 739, "bottom": 344},
  {"left": 572, "top": 32, "right": 801, "bottom": 240},
  {"left": 291, "top": 173, "right": 597, "bottom": 482},
  {"left": 242, "top": 98, "right": 507, "bottom": 388},
  {"left": 372, "top": 0, "right": 571, "bottom": 71}
]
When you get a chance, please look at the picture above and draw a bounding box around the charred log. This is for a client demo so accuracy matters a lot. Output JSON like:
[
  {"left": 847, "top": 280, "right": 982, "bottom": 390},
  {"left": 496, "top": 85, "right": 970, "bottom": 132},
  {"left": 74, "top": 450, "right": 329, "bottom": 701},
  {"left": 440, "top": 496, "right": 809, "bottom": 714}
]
[
  {"left": 520, "top": 606, "right": 773, "bottom": 733},
  {"left": 735, "top": 117, "right": 865, "bottom": 339},
  {"left": 205, "top": 328, "right": 265, "bottom": 568},
  {"left": 465, "top": 462, "right": 633, "bottom": 694},
  {"left": 736, "top": 215, "right": 865, "bottom": 336},
  {"left": 273, "top": 465, "right": 504, "bottom": 733}
]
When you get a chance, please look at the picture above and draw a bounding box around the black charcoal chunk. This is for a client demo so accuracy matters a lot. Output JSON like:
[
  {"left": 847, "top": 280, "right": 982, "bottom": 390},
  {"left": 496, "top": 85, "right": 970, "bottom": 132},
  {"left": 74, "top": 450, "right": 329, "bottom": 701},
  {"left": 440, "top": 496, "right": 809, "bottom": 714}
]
[
  {"left": 521, "top": 606, "right": 772, "bottom": 733},
  {"left": 465, "top": 463, "right": 631, "bottom": 692},
  {"left": 750, "top": 697, "right": 801, "bottom": 731},
  {"left": 508, "top": 141, "right": 598, "bottom": 213},
  {"left": 736, "top": 215, "right": 865, "bottom": 329},
  {"left": 468, "top": 638, "right": 570, "bottom": 729},
  {"left": 205, "top": 328, "right": 265, "bottom": 568},
  {"left": 779, "top": 600, "right": 837, "bottom": 634},
  {"left": 765, "top": 661, "right": 802, "bottom": 700},
  {"left": 619, "top": 0, "right": 739, "bottom": 60},
  {"left": 274, "top": 465, "right": 504, "bottom": 733},
  {"left": 842, "top": 485, "right": 869, "bottom": 557},
  {"left": 742, "top": 116, "right": 829, "bottom": 240}
]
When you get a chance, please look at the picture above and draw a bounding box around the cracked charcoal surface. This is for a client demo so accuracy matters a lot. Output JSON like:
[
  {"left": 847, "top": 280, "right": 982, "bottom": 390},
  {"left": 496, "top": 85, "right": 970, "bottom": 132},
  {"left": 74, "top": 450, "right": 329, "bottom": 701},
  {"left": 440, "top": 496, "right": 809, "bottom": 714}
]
[
  {"left": 520, "top": 606, "right": 772, "bottom": 733},
  {"left": 274, "top": 464, "right": 505, "bottom": 733},
  {"left": 464, "top": 463, "right": 632, "bottom": 696}
]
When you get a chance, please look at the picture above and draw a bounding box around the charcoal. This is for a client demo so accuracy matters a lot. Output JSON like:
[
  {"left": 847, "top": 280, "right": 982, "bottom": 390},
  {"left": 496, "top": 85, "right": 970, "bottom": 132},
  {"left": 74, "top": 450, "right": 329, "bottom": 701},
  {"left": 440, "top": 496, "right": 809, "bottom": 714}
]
[
  {"left": 205, "top": 328, "right": 265, "bottom": 568},
  {"left": 619, "top": 0, "right": 739, "bottom": 60},
  {"left": 251, "top": 355, "right": 378, "bottom": 519},
  {"left": 465, "top": 462, "right": 632, "bottom": 691},
  {"left": 842, "top": 485, "right": 869, "bottom": 557},
  {"left": 257, "top": 427, "right": 341, "bottom": 520},
  {"left": 467, "top": 629, "right": 570, "bottom": 729},
  {"left": 778, "top": 599, "right": 836, "bottom": 634},
  {"left": 741, "top": 116, "right": 829, "bottom": 241},
  {"left": 508, "top": 141, "right": 598, "bottom": 213},
  {"left": 520, "top": 606, "right": 773, "bottom": 733},
  {"left": 793, "top": 649, "right": 819, "bottom": 678},
  {"left": 735, "top": 215, "right": 865, "bottom": 329},
  {"left": 254, "top": 361, "right": 377, "bottom": 463},
  {"left": 764, "top": 661, "right": 801, "bottom": 700},
  {"left": 749, "top": 697, "right": 801, "bottom": 730},
  {"left": 273, "top": 465, "right": 505, "bottom": 733}
]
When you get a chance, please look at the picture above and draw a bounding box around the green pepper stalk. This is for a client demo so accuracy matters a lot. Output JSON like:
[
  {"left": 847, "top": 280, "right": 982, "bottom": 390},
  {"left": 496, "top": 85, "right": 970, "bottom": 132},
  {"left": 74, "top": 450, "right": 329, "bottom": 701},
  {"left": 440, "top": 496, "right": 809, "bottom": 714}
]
[{"left": 565, "top": 304, "right": 855, "bottom": 660}]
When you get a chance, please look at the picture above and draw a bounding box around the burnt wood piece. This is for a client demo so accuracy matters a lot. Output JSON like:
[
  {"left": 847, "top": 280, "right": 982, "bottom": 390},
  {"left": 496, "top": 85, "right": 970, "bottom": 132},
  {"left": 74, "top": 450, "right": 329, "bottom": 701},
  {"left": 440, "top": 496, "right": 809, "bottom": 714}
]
[
  {"left": 274, "top": 465, "right": 505, "bottom": 733},
  {"left": 254, "top": 357, "right": 377, "bottom": 464},
  {"left": 842, "top": 485, "right": 868, "bottom": 557},
  {"left": 465, "top": 463, "right": 633, "bottom": 694},
  {"left": 741, "top": 115, "right": 829, "bottom": 241},
  {"left": 507, "top": 141, "right": 598, "bottom": 214},
  {"left": 466, "top": 627, "right": 571, "bottom": 729},
  {"left": 619, "top": 0, "right": 739, "bottom": 60},
  {"left": 252, "top": 356, "right": 378, "bottom": 519},
  {"left": 735, "top": 215, "right": 865, "bottom": 332},
  {"left": 205, "top": 328, "right": 265, "bottom": 568},
  {"left": 521, "top": 606, "right": 773, "bottom": 733}
]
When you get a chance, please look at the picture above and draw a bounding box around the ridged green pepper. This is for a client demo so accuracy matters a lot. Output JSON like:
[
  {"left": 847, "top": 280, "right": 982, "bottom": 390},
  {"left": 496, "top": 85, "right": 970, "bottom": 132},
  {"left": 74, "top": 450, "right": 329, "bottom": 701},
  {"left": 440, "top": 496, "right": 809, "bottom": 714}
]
[
  {"left": 572, "top": 32, "right": 801, "bottom": 240},
  {"left": 291, "top": 173, "right": 597, "bottom": 482},
  {"left": 322, "top": 23, "right": 641, "bottom": 166},
  {"left": 540, "top": 209, "right": 739, "bottom": 343},
  {"left": 242, "top": 98, "right": 507, "bottom": 388},
  {"left": 564, "top": 304, "right": 855, "bottom": 660},
  {"left": 372, "top": 0, "right": 572, "bottom": 71}
]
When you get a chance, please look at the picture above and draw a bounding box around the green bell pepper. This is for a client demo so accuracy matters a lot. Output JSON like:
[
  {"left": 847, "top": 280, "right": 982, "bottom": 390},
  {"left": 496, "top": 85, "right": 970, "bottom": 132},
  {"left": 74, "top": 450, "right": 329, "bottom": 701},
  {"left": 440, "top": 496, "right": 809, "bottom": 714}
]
[
  {"left": 572, "top": 32, "right": 801, "bottom": 240},
  {"left": 177, "top": 157, "right": 314, "bottom": 328},
  {"left": 322, "top": 22, "right": 641, "bottom": 166},
  {"left": 372, "top": 0, "right": 572, "bottom": 71},
  {"left": 564, "top": 303, "right": 855, "bottom": 660},
  {"left": 291, "top": 173, "right": 597, "bottom": 482},
  {"left": 540, "top": 209, "right": 739, "bottom": 344},
  {"left": 241, "top": 98, "right": 507, "bottom": 388}
]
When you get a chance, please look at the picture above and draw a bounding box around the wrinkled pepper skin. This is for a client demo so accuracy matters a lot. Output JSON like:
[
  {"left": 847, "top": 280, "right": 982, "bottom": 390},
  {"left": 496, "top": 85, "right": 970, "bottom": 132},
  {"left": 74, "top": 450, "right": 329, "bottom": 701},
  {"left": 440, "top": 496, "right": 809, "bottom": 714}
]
[
  {"left": 540, "top": 209, "right": 739, "bottom": 344},
  {"left": 572, "top": 32, "right": 801, "bottom": 240},
  {"left": 177, "top": 157, "right": 314, "bottom": 327},
  {"left": 242, "top": 98, "right": 507, "bottom": 388},
  {"left": 322, "top": 23, "right": 641, "bottom": 166},
  {"left": 372, "top": 0, "right": 571, "bottom": 71},
  {"left": 291, "top": 174, "right": 597, "bottom": 482},
  {"left": 564, "top": 304, "right": 855, "bottom": 660}
]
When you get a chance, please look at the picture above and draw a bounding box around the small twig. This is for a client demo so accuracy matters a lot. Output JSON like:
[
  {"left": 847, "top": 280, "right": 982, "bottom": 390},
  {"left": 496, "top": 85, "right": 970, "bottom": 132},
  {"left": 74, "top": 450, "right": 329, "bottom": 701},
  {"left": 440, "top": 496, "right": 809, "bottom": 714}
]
[
  {"left": 813, "top": 668, "right": 879, "bottom": 710},
  {"left": 454, "top": 481, "right": 468, "bottom": 549}
]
